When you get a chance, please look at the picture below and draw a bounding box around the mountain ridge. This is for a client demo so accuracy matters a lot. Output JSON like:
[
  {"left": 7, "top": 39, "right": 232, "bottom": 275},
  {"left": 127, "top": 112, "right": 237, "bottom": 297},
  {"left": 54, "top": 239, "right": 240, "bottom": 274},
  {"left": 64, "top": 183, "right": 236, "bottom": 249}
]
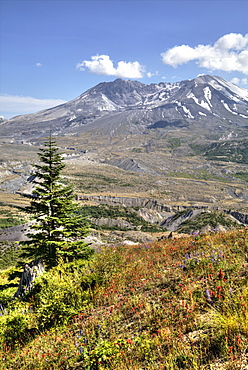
[{"left": 1, "top": 75, "right": 248, "bottom": 141}]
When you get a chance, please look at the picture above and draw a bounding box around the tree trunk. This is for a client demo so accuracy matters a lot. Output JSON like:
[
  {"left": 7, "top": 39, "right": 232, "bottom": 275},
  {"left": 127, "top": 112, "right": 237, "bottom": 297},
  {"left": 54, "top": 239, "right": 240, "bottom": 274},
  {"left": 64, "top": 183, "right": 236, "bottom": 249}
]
[{"left": 14, "top": 258, "right": 45, "bottom": 298}]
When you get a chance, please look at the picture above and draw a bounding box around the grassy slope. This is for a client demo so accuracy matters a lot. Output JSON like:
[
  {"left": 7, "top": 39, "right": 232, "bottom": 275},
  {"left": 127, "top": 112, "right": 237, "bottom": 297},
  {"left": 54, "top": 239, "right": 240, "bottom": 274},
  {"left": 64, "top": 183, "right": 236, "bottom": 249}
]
[{"left": 0, "top": 228, "right": 247, "bottom": 369}]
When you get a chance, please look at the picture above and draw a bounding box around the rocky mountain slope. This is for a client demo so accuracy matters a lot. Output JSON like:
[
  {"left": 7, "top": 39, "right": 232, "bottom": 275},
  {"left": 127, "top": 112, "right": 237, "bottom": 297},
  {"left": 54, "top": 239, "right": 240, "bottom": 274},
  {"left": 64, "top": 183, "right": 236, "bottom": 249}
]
[{"left": 1, "top": 75, "right": 248, "bottom": 141}]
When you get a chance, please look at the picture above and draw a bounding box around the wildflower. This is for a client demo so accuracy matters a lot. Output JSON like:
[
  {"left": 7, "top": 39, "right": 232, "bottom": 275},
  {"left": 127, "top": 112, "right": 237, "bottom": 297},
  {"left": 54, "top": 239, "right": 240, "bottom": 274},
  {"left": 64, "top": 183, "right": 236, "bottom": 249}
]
[
  {"left": 218, "top": 268, "right": 224, "bottom": 279},
  {"left": 205, "top": 289, "right": 211, "bottom": 301}
]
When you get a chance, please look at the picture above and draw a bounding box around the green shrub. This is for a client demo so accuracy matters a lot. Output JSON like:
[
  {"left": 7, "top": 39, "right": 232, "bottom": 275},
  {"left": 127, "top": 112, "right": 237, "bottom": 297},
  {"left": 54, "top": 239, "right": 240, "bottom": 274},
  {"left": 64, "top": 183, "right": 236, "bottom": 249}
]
[
  {"left": 30, "top": 261, "right": 96, "bottom": 329},
  {"left": 0, "top": 299, "right": 35, "bottom": 349},
  {"left": 80, "top": 339, "right": 126, "bottom": 369}
]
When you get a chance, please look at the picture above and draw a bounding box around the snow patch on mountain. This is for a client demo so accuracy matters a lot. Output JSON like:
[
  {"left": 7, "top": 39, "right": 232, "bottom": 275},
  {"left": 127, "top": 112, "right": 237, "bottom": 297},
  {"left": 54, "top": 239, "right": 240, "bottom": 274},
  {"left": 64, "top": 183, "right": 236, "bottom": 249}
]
[
  {"left": 182, "top": 105, "right": 194, "bottom": 119},
  {"left": 219, "top": 131, "right": 237, "bottom": 140},
  {"left": 221, "top": 100, "right": 238, "bottom": 115},
  {"left": 203, "top": 87, "right": 212, "bottom": 108},
  {"left": 187, "top": 92, "right": 212, "bottom": 112},
  {"left": 209, "top": 76, "right": 248, "bottom": 102},
  {"left": 69, "top": 114, "right": 77, "bottom": 121},
  {"left": 97, "top": 94, "right": 119, "bottom": 111}
]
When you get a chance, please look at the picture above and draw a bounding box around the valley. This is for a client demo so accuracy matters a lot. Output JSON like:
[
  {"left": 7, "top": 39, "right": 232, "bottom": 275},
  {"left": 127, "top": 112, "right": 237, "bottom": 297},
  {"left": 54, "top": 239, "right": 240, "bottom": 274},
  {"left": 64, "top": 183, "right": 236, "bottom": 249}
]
[{"left": 0, "top": 75, "right": 248, "bottom": 237}]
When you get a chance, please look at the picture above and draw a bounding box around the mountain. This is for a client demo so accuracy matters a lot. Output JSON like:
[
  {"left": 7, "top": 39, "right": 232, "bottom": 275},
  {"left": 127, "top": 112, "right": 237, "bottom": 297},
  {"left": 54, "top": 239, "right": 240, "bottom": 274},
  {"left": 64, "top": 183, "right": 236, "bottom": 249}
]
[{"left": 1, "top": 75, "right": 248, "bottom": 141}]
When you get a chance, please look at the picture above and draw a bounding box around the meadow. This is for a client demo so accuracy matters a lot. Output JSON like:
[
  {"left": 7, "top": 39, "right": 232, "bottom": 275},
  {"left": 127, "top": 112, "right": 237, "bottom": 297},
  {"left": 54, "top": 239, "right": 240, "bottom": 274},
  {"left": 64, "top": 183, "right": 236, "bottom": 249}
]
[{"left": 0, "top": 227, "right": 247, "bottom": 369}]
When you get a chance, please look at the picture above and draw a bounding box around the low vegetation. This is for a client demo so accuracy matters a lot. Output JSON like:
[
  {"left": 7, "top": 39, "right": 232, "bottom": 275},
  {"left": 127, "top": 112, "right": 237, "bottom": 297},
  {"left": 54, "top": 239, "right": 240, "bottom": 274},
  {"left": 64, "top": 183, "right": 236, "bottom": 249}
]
[
  {"left": 177, "top": 211, "right": 239, "bottom": 234},
  {"left": 0, "top": 243, "right": 25, "bottom": 270},
  {"left": 189, "top": 139, "right": 248, "bottom": 164},
  {"left": 167, "top": 137, "right": 181, "bottom": 150},
  {"left": 233, "top": 172, "right": 248, "bottom": 182},
  {"left": 76, "top": 204, "right": 162, "bottom": 232},
  {"left": 0, "top": 202, "right": 25, "bottom": 229},
  {"left": 71, "top": 172, "right": 135, "bottom": 191},
  {"left": 0, "top": 138, "right": 247, "bottom": 369},
  {"left": 0, "top": 227, "right": 247, "bottom": 369},
  {"left": 204, "top": 140, "right": 248, "bottom": 164}
]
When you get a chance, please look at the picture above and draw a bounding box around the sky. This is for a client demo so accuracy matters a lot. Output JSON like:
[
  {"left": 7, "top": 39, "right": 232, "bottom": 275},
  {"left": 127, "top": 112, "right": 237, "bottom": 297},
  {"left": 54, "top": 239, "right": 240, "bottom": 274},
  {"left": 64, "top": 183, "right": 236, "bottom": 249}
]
[{"left": 0, "top": 0, "right": 248, "bottom": 119}]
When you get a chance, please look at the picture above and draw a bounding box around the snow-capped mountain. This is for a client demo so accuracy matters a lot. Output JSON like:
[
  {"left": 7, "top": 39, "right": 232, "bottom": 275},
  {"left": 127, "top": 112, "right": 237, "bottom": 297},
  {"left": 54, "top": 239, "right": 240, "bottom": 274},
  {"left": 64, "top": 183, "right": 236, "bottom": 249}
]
[{"left": 1, "top": 75, "right": 248, "bottom": 140}]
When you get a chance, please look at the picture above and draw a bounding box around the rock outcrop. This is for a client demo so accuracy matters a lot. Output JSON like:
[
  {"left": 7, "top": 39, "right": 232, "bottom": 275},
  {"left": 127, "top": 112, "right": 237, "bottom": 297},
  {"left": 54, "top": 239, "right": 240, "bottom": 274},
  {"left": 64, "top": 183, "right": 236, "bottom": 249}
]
[{"left": 225, "top": 210, "right": 248, "bottom": 225}]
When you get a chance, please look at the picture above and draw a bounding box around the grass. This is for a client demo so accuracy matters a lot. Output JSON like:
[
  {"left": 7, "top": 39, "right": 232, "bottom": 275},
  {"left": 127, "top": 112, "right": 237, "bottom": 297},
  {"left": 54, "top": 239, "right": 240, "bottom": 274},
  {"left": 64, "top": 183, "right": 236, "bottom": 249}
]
[
  {"left": 63, "top": 169, "right": 137, "bottom": 193},
  {"left": 0, "top": 227, "right": 247, "bottom": 369}
]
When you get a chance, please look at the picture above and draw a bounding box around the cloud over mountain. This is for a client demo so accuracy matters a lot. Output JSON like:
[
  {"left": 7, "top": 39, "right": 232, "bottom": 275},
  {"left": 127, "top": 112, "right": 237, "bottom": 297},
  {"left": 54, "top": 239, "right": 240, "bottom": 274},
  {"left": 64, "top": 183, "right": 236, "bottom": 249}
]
[
  {"left": 231, "top": 77, "right": 248, "bottom": 86},
  {"left": 76, "top": 54, "right": 144, "bottom": 78},
  {"left": 0, "top": 95, "right": 67, "bottom": 119},
  {"left": 161, "top": 33, "right": 248, "bottom": 74}
]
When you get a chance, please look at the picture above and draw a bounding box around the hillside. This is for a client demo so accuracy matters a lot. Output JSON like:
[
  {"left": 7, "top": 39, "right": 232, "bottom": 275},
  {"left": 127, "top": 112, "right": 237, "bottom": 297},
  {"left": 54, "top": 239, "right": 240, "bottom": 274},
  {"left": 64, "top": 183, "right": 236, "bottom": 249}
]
[{"left": 0, "top": 228, "right": 247, "bottom": 369}]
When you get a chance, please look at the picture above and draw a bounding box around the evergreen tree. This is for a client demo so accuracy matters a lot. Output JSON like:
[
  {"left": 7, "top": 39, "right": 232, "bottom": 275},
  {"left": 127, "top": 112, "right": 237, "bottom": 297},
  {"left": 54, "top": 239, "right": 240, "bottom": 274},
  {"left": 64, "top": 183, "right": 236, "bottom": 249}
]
[{"left": 23, "top": 136, "right": 93, "bottom": 268}]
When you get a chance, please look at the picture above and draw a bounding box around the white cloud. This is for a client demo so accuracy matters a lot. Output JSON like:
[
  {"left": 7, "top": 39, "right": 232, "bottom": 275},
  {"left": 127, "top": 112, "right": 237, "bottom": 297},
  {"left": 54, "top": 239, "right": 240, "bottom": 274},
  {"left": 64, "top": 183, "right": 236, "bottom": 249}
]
[
  {"left": 147, "top": 71, "right": 158, "bottom": 78},
  {"left": 230, "top": 77, "right": 240, "bottom": 85},
  {"left": 161, "top": 33, "right": 248, "bottom": 75},
  {"left": 36, "top": 62, "right": 42, "bottom": 67},
  {"left": 215, "top": 33, "right": 248, "bottom": 50},
  {"left": 0, "top": 95, "right": 67, "bottom": 119},
  {"left": 230, "top": 77, "right": 248, "bottom": 86},
  {"left": 77, "top": 54, "right": 144, "bottom": 78}
]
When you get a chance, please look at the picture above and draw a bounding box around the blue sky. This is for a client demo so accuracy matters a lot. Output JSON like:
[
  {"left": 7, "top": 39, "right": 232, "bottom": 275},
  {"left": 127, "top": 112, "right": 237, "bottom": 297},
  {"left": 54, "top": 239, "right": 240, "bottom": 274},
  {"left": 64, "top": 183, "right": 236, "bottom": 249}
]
[{"left": 0, "top": 0, "right": 248, "bottom": 119}]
